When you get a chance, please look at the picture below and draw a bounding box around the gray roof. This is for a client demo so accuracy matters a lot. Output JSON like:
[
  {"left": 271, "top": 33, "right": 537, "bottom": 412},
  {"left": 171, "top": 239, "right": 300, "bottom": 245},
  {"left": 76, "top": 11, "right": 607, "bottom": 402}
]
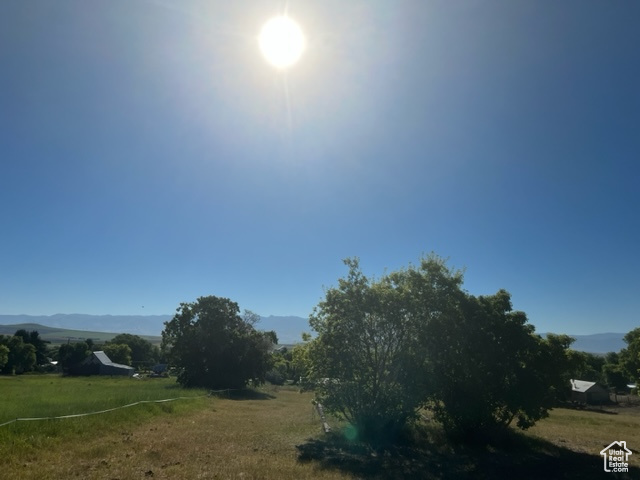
[
  {"left": 570, "top": 379, "right": 605, "bottom": 393},
  {"left": 93, "top": 351, "right": 112, "bottom": 364},
  {"left": 92, "top": 351, "right": 134, "bottom": 370}
]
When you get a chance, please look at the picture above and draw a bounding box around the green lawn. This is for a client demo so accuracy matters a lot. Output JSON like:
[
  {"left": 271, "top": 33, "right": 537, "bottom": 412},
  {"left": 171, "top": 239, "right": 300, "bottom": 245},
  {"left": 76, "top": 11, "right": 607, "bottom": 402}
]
[
  {"left": 0, "top": 374, "right": 208, "bottom": 466},
  {"left": 0, "top": 374, "right": 205, "bottom": 423}
]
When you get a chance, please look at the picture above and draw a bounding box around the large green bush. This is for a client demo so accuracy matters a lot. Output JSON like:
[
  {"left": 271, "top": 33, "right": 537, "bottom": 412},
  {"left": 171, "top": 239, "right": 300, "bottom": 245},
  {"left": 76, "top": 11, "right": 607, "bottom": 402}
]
[{"left": 308, "top": 255, "right": 570, "bottom": 443}]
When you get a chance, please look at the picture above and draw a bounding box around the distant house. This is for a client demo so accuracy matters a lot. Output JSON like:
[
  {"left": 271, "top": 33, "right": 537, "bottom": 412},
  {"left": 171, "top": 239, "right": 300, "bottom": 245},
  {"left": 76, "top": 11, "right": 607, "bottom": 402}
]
[
  {"left": 570, "top": 379, "right": 609, "bottom": 405},
  {"left": 78, "top": 351, "right": 135, "bottom": 376}
]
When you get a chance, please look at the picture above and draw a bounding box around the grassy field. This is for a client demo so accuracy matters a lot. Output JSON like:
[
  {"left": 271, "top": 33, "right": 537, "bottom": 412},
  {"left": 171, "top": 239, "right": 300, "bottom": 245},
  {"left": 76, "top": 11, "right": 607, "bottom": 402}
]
[
  {"left": 0, "top": 375, "right": 206, "bottom": 424},
  {"left": 529, "top": 404, "right": 640, "bottom": 463},
  {"left": 1, "top": 376, "right": 639, "bottom": 479}
]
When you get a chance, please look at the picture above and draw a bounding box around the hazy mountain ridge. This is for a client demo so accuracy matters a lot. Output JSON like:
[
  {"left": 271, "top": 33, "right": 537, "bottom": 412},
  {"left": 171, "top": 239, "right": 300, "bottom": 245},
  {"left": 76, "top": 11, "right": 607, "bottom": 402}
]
[
  {"left": 0, "top": 314, "right": 311, "bottom": 345},
  {"left": 0, "top": 323, "right": 162, "bottom": 345},
  {"left": 0, "top": 314, "right": 172, "bottom": 337},
  {"left": 0, "top": 315, "right": 627, "bottom": 352},
  {"left": 540, "top": 332, "right": 627, "bottom": 355}
]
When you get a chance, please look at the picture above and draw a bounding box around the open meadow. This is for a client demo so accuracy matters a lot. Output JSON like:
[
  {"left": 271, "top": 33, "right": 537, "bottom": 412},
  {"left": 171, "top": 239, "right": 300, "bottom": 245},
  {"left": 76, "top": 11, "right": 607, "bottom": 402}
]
[{"left": 1, "top": 375, "right": 639, "bottom": 479}]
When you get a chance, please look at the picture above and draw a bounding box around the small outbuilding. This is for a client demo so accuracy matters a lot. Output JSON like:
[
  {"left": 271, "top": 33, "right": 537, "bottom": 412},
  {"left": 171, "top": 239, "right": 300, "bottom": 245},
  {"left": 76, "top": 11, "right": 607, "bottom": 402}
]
[
  {"left": 570, "top": 379, "right": 609, "bottom": 405},
  {"left": 78, "top": 351, "right": 135, "bottom": 376}
]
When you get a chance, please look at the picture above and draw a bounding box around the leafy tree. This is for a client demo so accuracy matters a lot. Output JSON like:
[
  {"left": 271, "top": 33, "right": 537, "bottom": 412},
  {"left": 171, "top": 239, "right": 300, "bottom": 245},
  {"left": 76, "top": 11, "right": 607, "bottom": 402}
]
[
  {"left": 570, "top": 351, "right": 606, "bottom": 384},
  {"left": 0, "top": 335, "right": 36, "bottom": 374},
  {"left": 538, "top": 335, "right": 607, "bottom": 393},
  {"left": 603, "top": 351, "right": 629, "bottom": 391},
  {"left": 108, "top": 334, "right": 159, "bottom": 369},
  {"left": 266, "top": 337, "right": 314, "bottom": 385},
  {"left": 57, "top": 342, "right": 91, "bottom": 372},
  {"left": 290, "top": 336, "right": 313, "bottom": 383},
  {"left": 102, "top": 343, "right": 132, "bottom": 365},
  {"left": 620, "top": 328, "right": 640, "bottom": 384},
  {"left": 265, "top": 366, "right": 287, "bottom": 385},
  {"left": 309, "top": 257, "right": 460, "bottom": 442},
  {"left": 0, "top": 344, "right": 9, "bottom": 371},
  {"left": 424, "top": 290, "right": 565, "bottom": 437},
  {"left": 14, "top": 329, "right": 50, "bottom": 366},
  {"left": 266, "top": 347, "right": 289, "bottom": 385},
  {"left": 162, "top": 296, "right": 275, "bottom": 389},
  {"left": 309, "top": 255, "right": 566, "bottom": 443},
  {"left": 538, "top": 334, "right": 580, "bottom": 401}
]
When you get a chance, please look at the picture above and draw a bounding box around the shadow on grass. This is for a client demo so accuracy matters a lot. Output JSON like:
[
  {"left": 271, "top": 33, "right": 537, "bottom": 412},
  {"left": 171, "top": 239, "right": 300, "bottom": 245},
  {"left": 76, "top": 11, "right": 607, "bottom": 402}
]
[
  {"left": 296, "top": 427, "right": 638, "bottom": 480},
  {"left": 578, "top": 406, "right": 620, "bottom": 416},
  {"left": 212, "top": 389, "right": 276, "bottom": 401}
]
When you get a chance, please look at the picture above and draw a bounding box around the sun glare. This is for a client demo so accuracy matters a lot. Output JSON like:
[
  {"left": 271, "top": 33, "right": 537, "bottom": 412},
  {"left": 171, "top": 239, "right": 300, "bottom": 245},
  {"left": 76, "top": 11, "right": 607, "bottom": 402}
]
[{"left": 258, "top": 16, "right": 305, "bottom": 69}]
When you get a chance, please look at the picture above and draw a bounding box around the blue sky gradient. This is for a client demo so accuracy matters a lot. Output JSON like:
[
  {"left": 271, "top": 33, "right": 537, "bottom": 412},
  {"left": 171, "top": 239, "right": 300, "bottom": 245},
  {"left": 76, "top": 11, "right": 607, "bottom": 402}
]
[{"left": 1, "top": 1, "right": 638, "bottom": 334}]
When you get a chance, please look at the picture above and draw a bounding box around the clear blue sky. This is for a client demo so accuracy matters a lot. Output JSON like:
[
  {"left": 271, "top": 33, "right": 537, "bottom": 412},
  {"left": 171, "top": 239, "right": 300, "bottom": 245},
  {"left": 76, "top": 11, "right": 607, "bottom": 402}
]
[{"left": 1, "top": 1, "right": 638, "bottom": 335}]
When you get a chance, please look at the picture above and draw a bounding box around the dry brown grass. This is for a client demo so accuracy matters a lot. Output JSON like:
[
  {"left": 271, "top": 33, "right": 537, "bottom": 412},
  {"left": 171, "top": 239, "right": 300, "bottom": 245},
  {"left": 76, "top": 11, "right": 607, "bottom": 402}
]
[
  {"left": 4, "top": 384, "right": 640, "bottom": 479},
  {"left": 8, "top": 387, "right": 352, "bottom": 480},
  {"left": 527, "top": 405, "right": 640, "bottom": 468}
]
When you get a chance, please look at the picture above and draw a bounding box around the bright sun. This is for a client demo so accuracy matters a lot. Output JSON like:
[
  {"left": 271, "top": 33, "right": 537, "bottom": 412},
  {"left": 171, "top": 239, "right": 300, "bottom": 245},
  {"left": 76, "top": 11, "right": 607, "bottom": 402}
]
[{"left": 258, "top": 16, "right": 305, "bottom": 69}]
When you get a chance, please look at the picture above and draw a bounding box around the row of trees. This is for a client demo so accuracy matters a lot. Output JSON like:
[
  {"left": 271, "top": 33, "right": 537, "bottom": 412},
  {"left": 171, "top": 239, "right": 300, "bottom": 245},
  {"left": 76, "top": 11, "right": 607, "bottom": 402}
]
[
  {"left": 0, "top": 329, "right": 161, "bottom": 375},
  {"left": 540, "top": 333, "right": 640, "bottom": 394},
  {"left": 57, "top": 333, "right": 162, "bottom": 373}
]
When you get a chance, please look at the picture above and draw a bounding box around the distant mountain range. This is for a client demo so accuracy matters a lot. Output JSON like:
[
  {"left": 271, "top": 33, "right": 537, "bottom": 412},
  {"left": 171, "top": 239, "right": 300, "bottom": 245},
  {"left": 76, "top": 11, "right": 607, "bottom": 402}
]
[
  {"left": 0, "top": 314, "right": 628, "bottom": 353},
  {"left": 0, "top": 314, "right": 311, "bottom": 345},
  {"left": 540, "top": 332, "right": 627, "bottom": 355}
]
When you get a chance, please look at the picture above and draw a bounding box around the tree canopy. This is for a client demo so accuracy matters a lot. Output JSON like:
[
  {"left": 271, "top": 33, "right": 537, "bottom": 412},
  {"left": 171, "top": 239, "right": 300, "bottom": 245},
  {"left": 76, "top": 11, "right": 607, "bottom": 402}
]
[
  {"left": 57, "top": 341, "right": 91, "bottom": 373},
  {"left": 0, "top": 334, "right": 36, "bottom": 374},
  {"left": 620, "top": 328, "right": 640, "bottom": 384},
  {"left": 102, "top": 343, "right": 132, "bottom": 366},
  {"left": 309, "top": 257, "right": 458, "bottom": 442},
  {"left": 108, "top": 333, "right": 159, "bottom": 368},
  {"left": 162, "top": 296, "right": 275, "bottom": 390},
  {"left": 0, "top": 344, "right": 8, "bottom": 371},
  {"left": 424, "top": 289, "right": 558, "bottom": 436},
  {"left": 308, "top": 255, "right": 571, "bottom": 443},
  {"left": 14, "top": 329, "right": 49, "bottom": 366}
]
